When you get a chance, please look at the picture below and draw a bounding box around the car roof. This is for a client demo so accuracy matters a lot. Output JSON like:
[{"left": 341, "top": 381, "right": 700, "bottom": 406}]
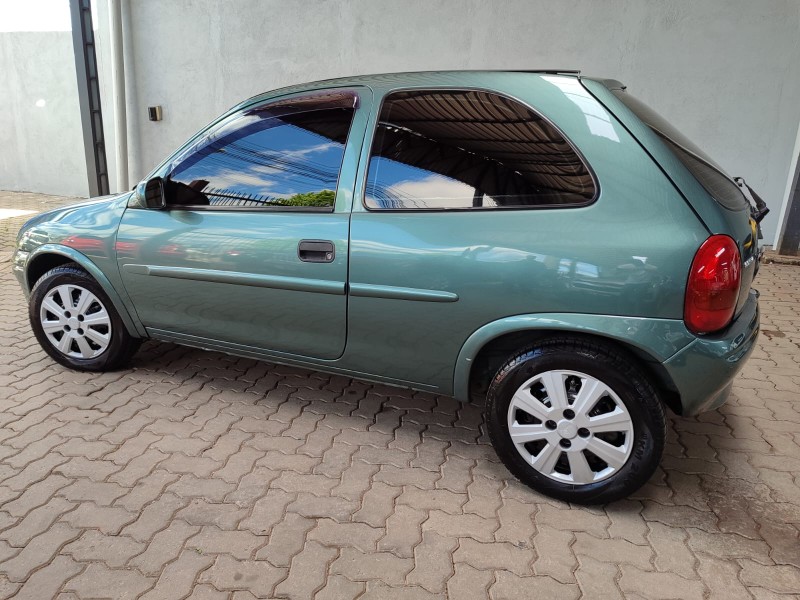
[{"left": 243, "top": 69, "right": 582, "bottom": 107}]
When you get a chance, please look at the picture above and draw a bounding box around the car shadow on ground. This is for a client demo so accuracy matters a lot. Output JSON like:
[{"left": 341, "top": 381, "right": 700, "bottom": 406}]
[{"left": 127, "top": 338, "right": 799, "bottom": 562}]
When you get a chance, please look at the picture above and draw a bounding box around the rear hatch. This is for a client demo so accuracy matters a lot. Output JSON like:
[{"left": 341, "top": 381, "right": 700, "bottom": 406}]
[{"left": 582, "top": 79, "right": 766, "bottom": 318}]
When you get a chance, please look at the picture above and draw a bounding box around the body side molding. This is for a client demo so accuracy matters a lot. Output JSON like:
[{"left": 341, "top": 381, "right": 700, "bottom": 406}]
[{"left": 122, "top": 264, "right": 345, "bottom": 295}]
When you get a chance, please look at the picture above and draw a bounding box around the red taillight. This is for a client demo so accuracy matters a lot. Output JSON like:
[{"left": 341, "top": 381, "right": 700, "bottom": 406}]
[{"left": 684, "top": 235, "right": 741, "bottom": 334}]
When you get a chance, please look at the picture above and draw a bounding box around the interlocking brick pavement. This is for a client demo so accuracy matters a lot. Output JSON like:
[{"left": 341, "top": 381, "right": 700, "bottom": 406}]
[{"left": 1, "top": 190, "right": 799, "bottom": 599}]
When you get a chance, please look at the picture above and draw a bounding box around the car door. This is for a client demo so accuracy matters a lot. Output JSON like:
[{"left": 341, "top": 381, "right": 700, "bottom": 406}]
[{"left": 116, "top": 88, "right": 371, "bottom": 359}]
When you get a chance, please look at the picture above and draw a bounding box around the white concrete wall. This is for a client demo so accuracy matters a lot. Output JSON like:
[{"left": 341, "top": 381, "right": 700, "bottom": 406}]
[
  {"left": 0, "top": 30, "right": 89, "bottom": 197},
  {"left": 118, "top": 0, "right": 800, "bottom": 244},
  {"left": 3, "top": 0, "right": 800, "bottom": 243},
  {"left": 0, "top": 0, "right": 117, "bottom": 198}
]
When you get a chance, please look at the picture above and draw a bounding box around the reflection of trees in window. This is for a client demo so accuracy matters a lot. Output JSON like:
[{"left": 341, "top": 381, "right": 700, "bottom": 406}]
[
  {"left": 167, "top": 107, "right": 354, "bottom": 209},
  {"left": 199, "top": 188, "right": 336, "bottom": 208},
  {"left": 277, "top": 190, "right": 336, "bottom": 207}
]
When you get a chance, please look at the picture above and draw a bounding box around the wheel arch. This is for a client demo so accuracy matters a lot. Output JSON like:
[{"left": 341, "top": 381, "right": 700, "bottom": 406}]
[
  {"left": 455, "top": 314, "right": 692, "bottom": 414},
  {"left": 26, "top": 246, "right": 144, "bottom": 338}
]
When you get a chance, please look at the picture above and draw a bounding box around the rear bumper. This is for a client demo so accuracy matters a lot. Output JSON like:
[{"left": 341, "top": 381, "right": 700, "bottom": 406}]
[{"left": 662, "top": 289, "right": 759, "bottom": 416}]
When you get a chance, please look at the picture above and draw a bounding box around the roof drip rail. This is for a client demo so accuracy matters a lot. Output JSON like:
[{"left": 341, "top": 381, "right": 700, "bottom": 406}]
[{"left": 512, "top": 69, "right": 582, "bottom": 75}]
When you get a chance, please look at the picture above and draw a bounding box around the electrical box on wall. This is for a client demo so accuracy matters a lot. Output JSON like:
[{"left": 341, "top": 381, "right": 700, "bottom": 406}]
[{"left": 148, "top": 106, "right": 163, "bottom": 121}]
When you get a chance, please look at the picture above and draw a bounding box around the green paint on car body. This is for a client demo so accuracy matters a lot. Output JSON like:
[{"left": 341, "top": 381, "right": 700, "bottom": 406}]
[{"left": 13, "top": 71, "right": 760, "bottom": 418}]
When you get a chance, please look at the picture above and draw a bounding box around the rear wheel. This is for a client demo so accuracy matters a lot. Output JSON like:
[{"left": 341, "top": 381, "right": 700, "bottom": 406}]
[
  {"left": 29, "top": 264, "right": 140, "bottom": 371},
  {"left": 485, "top": 337, "right": 665, "bottom": 504}
]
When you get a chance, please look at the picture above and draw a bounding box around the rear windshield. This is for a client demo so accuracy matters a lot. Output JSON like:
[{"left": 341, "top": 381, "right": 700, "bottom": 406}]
[{"left": 612, "top": 90, "right": 748, "bottom": 211}]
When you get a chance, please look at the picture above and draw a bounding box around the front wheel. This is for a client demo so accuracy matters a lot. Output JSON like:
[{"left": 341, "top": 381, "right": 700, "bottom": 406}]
[
  {"left": 485, "top": 337, "right": 665, "bottom": 504},
  {"left": 29, "top": 264, "right": 141, "bottom": 371}
]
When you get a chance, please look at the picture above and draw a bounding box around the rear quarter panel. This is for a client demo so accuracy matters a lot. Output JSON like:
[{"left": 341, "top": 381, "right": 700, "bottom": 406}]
[
  {"left": 342, "top": 73, "right": 710, "bottom": 393},
  {"left": 582, "top": 79, "right": 757, "bottom": 315}
]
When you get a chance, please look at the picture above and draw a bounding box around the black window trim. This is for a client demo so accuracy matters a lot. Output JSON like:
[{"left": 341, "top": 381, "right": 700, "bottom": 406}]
[
  {"left": 608, "top": 88, "right": 748, "bottom": 213},
  {"left": 650, "top": 128, "right": 749, "bottom": 212},
  {"left": 361, "top": 86, "right": 600, "bottom": 213},
  {"left": 161, "top": 88, "right": 362, "bottom": 214},
  {"left": 164, "top": 204, "right": 336, "bottom": 213}
]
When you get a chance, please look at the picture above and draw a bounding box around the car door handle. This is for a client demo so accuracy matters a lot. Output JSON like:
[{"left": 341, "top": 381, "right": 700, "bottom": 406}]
[{"left": 298, "top": 239, "right": 335, "bottom": 263}]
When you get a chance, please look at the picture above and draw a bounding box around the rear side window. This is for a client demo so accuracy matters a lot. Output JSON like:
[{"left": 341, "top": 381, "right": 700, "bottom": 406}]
[
  {"left": 612, "top": 90, "right": 748, "bottom": 211},
  {"left": 364, "top": 90, "right": 596, "bottom": 210}
]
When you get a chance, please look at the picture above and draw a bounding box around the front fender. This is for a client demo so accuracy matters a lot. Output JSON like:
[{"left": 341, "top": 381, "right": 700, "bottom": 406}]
[
  {"left": 453, "top": 313, "right": 695, "bottom": 402},
  {"left": 25, "top": 245, "right": 145, "bottom": 337}
]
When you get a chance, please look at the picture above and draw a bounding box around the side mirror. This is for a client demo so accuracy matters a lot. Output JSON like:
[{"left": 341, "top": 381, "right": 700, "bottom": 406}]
[{"left": 137, "top": 177, "right": 166, "bottom": 209}]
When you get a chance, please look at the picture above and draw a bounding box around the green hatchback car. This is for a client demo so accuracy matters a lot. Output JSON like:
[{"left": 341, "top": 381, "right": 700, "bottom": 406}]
[{"left": 13, "top": 71, "right": 763, "bottom": 503}]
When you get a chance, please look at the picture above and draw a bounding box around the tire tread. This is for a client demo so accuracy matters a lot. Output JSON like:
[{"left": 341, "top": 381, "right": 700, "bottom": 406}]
[
  {"left": 485, "top": 336, "right": 666, "bottom": 504},
  {"left": 29, "top": 263, "right": 141, "bottom": 371}
]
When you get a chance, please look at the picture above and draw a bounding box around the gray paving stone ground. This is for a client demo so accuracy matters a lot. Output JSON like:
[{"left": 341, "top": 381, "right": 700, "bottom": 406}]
[{"left": 1, "top": 191, "right": 799, "bottom": 599}]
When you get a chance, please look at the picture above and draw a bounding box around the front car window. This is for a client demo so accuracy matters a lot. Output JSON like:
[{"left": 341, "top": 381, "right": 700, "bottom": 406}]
[
  {"left": 365, "top": 89, "right": 595, "bottom": 210},
  {"left": 611, "top": 90, "right": 748, "bottom": 211},
  {"left": 164, "top": 93, "right": 356, "bottom": 209}
]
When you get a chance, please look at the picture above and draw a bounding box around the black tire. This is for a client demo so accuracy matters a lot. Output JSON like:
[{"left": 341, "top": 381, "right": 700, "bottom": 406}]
[
  {"left": 29, "top": 263, "right": 141, "bottom": 371},
  {"left": 485, "top": 336, "right": 665, "bottom": 504}
]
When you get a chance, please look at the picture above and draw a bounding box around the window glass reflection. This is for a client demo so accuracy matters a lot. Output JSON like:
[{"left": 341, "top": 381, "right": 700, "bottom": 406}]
[
  {"left": 166, "top": 106, "right": 354, "bottom": 209},
  {"left": 610, "top": 89, "right": 747, "bottom": 211},
  {"left": 365, "top": 90, "right": 596, "bottom": 210}
]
